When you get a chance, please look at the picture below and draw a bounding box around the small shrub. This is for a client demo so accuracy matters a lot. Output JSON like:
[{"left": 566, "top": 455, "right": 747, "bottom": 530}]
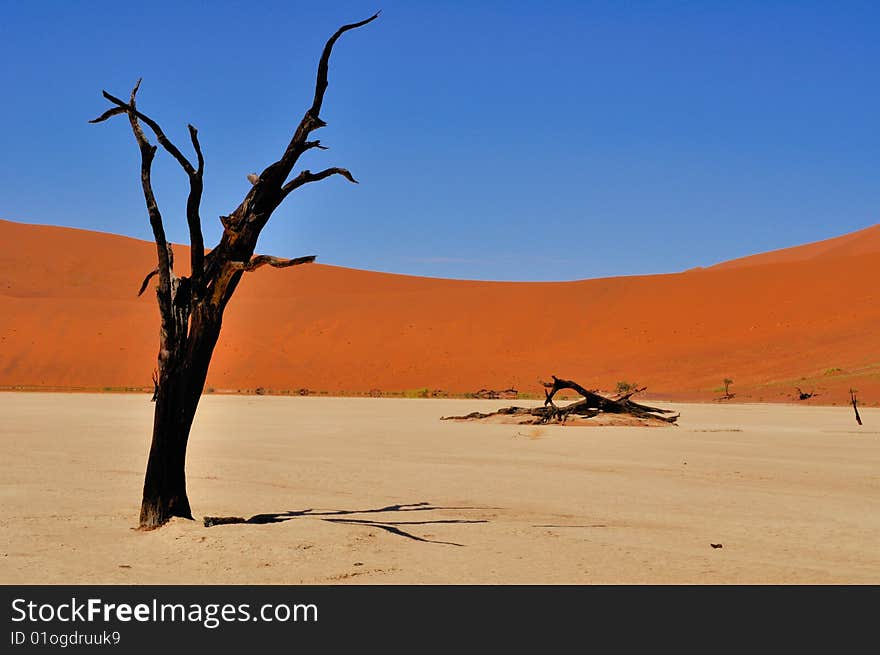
[{"left": 404, "top": 387, "right": 430, "bottom": 399}]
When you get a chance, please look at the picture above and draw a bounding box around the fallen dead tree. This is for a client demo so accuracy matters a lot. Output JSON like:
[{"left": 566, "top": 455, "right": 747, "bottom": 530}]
[{"left": 442, "top": 376, "right": 679, "bottom": 425}]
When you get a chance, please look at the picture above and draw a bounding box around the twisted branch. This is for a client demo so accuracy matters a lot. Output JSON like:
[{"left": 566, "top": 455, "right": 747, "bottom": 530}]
[
  {"left": 311, "top": 12, "right": 381, "bottom": 116},
  {"left": 90, "top": 81, "right": 172, "bottom": 312},
  {"left": 253, "top": 12, "right": 379, "bottom": 193},
  {"left": 95, "top": 86, "right": 196, "bottom": 175},
  {"left": 138, "top": 269, "right": 159, "bottom": 297},
  {"left": 228, "top": 255, "right": 317, "bottom": 272},
  {"left": 281, "top": 167, "right": 358, "bottom": 199},
  {"left": 543, "top": 376, "right": 678, "bottom": 423},
  {"left": 91, "top": 81, "right": 206, "bottom": 282}
]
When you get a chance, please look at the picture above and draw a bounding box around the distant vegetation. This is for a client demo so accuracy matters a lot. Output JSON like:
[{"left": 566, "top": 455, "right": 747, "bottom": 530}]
[{"left": 714, "top": 378, "right": 735, "bottom": 400}]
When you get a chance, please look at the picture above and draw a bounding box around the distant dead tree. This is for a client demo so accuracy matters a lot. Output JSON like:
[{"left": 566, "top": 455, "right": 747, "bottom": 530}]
[
  {"left": 795, "top": 387, "right": 815, "bottom": 401},
  {"left": 850, "top": 389, "right": 862, "bottom": 426},
  {"left": 90, "top": 14, "right": 379, "bottom": 529}
]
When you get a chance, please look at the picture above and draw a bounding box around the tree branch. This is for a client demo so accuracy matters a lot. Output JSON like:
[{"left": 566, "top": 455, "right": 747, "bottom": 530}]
[
  {"left": 254, "top": 13, "right": 379, "bottom": 190},
  {"left": 311, "top": 12, "right": 381, "bottom": 116},
  {"left": 138, "top": 269, "right": 159, "bottom": 297},
  {"left": 228, "top": 255, "right": 317, "bottom": 272},
  {"left": 280, "top": 167, "right": 358, "bottom": 200},
  {"left": 92, "top": 80, "right": 173, "bottom": 311},
  {"left": 93, "top": 82, "right": 206, "bottom": 282},
  {"left": 188, "top": 124, "right": 205, "bottom": 175},
  {"left": 99, "top": 87, "right": 196, "bottom": 175},
  {"left": 185, "top": 124, "right": 205, "bottom": 282}
]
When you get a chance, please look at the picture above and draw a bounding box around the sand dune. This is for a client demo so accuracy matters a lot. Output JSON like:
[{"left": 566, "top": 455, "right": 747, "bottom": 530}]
[
  {"left": 708, "top": 223, "right": 880, "bottom": 270},
  {"left": 1, "top": 218, "right": 878, "bottom": 402}
]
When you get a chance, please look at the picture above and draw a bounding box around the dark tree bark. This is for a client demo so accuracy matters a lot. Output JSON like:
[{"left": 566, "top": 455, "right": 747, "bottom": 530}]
[{"left": 91, "top": 13, "right": 379, "bottom": 529}]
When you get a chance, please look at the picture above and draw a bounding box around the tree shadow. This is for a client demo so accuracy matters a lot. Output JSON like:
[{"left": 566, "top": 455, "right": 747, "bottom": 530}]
[{"left": 203, "top": 501, "right": 492, "bottom": 546}]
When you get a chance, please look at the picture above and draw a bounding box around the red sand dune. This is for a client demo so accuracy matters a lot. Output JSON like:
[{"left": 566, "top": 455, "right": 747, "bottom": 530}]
[{"left": 1, "top": 218, "right": 878, "bottom": 403}]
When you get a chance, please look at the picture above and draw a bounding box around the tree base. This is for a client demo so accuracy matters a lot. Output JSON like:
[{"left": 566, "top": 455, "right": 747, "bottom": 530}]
[{"left": 139, "top": 497, "right": 195, "bottom": 530}]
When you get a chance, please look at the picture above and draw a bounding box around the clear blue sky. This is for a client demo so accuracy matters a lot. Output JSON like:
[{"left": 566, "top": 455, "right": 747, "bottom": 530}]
[{"left": 1, "top": 1, "right": 877, "bottom": 281}]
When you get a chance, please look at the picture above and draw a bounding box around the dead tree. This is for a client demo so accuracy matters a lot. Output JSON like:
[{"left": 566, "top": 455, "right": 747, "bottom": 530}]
[
  {"left": 851, "top": 389, "right": 863, "bottom": 426},
  {"left": 442, "top": 376, "right": 679, "bottom": 425},
  {"left": 90, "top": 14, "right": 379, "bottom": 529},
  {"left": 795, "top": 387, "right": 815, "bottom": 401}
]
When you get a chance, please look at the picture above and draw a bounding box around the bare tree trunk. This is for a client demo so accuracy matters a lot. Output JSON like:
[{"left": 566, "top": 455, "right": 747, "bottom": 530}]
[
  {"left": 140, "top": 375, "right": 196, "bottom": 527},
  {"left": 139, "top": 308, "right": 223, "bottom": 528}
]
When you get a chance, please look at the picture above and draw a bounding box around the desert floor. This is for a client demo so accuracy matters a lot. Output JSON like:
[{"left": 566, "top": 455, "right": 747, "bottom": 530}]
[{"left": 1, "top": 393, "right": 878, "bottom": 584}]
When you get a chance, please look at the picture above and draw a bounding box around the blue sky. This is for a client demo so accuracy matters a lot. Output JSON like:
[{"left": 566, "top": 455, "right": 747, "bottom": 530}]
[{"left": 1, "top": 1, "right": 877, "bottom": 281}]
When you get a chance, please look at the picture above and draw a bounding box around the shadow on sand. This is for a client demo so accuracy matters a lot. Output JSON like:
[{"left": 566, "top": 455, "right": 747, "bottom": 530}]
[{"left": 203, "top": 501, "right": 490, "bottom": 546}]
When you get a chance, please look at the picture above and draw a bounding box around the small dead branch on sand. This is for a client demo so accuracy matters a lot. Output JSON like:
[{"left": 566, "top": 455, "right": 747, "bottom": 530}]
[{"left": 441, "top": 375, "right": 678, "bottom": 426}]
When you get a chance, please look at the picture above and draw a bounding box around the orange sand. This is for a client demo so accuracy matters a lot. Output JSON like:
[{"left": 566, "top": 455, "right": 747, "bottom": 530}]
[{"left": 1, "top": 218, "right": 878, "bottom": 402}]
